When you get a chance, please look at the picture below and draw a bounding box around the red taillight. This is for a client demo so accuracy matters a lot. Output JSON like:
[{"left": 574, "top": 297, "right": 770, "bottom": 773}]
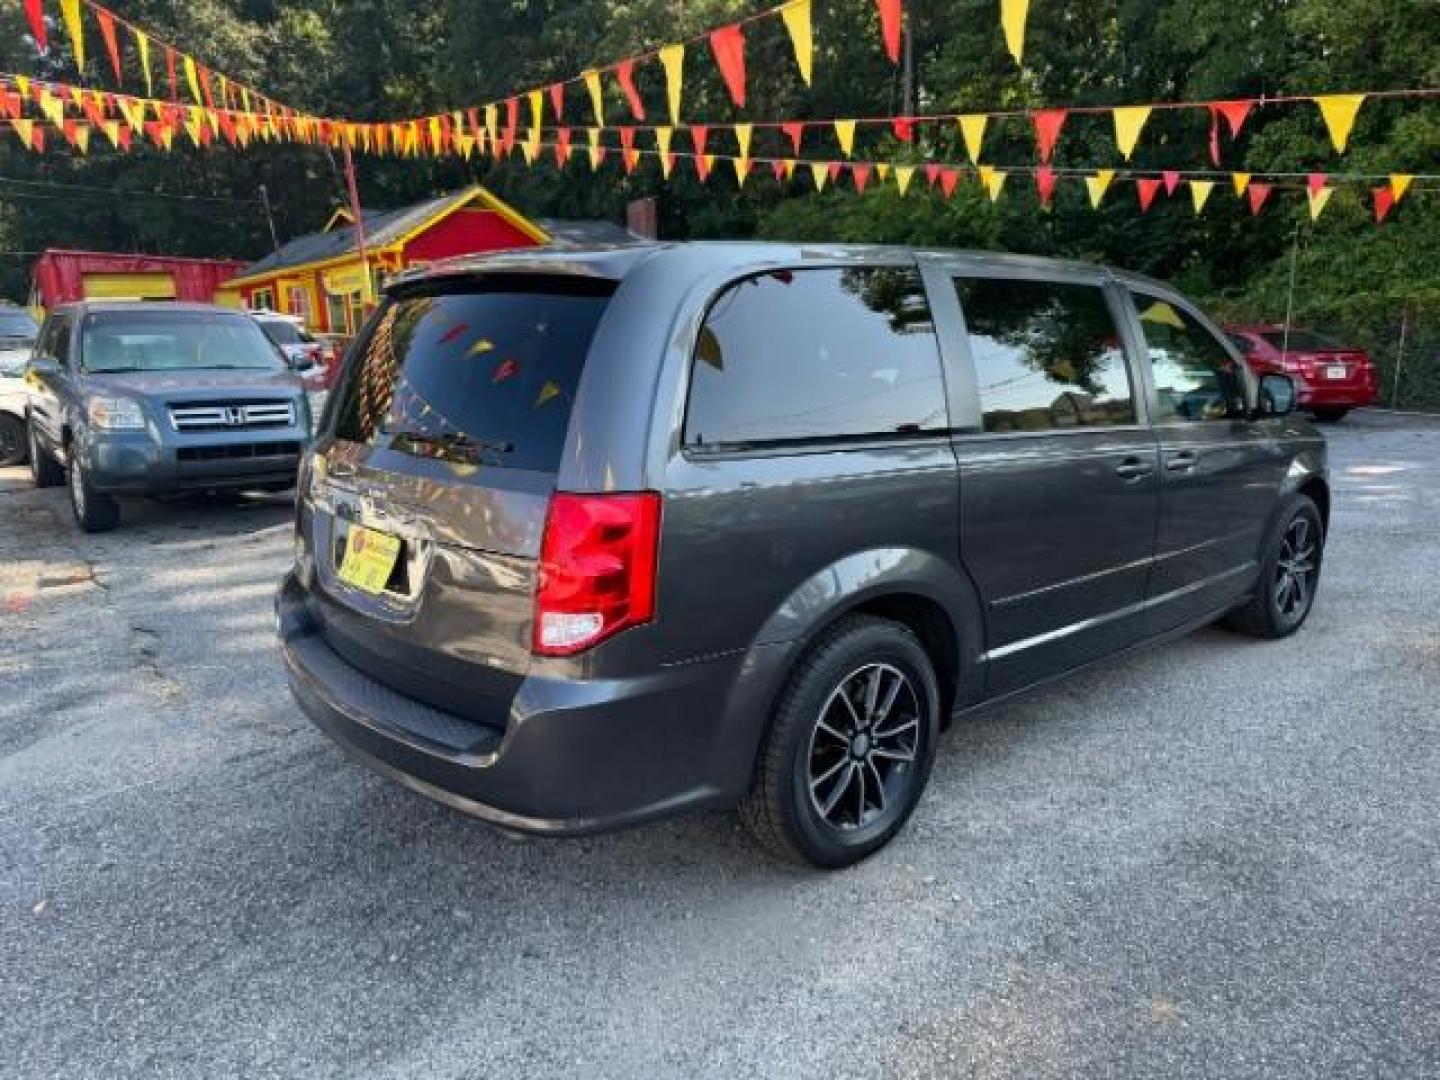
[{"left": 533, "top": 492, "right": 661, "bottom": 656}]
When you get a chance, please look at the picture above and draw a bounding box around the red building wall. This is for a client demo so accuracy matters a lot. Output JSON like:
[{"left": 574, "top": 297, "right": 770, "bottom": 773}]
[
  {"left": 401, "top": 210, "right": 540, "bottom": 264},
  {"left": 32, "top": 250, "right": 246, "bottom": 308}
]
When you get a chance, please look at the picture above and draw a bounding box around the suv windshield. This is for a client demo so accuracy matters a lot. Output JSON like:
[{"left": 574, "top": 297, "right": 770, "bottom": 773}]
[
  {"left": 259, "top": 319, "right": 313, "bottom": 346},
  {"left": 331, "top": 278, "right": 614, "bottom": 472},
  {"left": 80, "top": 310, "right": 285, "bottom": 373},
  {"left": 0, "top": 310, "right": 38, "bottom": 342}
]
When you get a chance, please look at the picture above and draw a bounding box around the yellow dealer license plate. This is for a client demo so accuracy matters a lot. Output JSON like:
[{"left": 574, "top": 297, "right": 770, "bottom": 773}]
[{"left": 337, "top": 525, "right": 401, "bottom": 596}]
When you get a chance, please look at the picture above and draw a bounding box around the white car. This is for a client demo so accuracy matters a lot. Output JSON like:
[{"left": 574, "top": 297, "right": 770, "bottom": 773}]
[
  {"left": 252, "top": 311, "right": 327, "bottom": 381},
  {"left": 0, "top": 307, "right": 39, "bottom": 466}
]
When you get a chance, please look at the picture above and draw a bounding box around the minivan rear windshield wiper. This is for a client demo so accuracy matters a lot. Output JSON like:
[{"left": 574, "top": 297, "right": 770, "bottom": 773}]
[{"left": 390, "top": 430, "right": 515, "bottom": 463}]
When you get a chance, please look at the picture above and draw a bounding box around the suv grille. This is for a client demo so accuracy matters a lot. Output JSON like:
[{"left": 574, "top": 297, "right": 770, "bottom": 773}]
[{"left": 168, "top": 401, "right": 295, "bottom": 432}]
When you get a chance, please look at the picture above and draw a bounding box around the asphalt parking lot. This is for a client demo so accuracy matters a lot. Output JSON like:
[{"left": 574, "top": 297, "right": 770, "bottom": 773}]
[{"left": 2, "top": 410, "right": 1436, "bottom": 1079}]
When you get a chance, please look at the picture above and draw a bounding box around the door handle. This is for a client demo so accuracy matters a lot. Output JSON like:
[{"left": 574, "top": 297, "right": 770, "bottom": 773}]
[
  {"left": 1166, "top": 450, "right": 1199, "bottom": 473},
  {"left": 1114, "top": 457, "right": 1154, "bottom": 481}
]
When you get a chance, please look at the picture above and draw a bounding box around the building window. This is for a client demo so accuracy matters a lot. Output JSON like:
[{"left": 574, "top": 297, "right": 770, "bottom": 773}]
[
  {"left": 286, "top": 285, "right": 312, "bottom": 326},
  {"left": 250, "top": 287, "right": 275, "bottom": 311}
]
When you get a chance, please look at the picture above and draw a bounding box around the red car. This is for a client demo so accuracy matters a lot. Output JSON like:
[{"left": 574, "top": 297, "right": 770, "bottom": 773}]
[{"left": 1226, "top": 325, "right": 1378, "bottom": 422}]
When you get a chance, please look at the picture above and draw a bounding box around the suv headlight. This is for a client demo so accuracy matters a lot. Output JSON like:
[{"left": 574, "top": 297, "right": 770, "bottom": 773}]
[{"left": 87, "top": 396, "right": 147, "bottom": 431}]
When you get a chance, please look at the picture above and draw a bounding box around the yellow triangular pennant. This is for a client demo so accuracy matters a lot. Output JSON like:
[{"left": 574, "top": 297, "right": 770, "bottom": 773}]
[
  {"left": 894, "top": 164, "right": 915, "bottom": 195},
  {"left": 135, "top": 33, "right": 153, "bottom": 96},
  {"left": 1190, "top": 179, "right": 1215, "bottom": 213},
  {"left": 528, "top": 89, "right": 543, "bottom": 132},
  {"left": 731, "top": 156, "right": 750, "bottom": 188},
  {"left": 1112, "top": 106, "right": 1151, "bottom": 161},
  {"left": 810, "top": 161, "right": 828, "bottom": 191},
  {"left": 1232, "top": 172, "right": 1251, "bottom": 196},
  {"left": 484, "top": 104, "right": 499, "bottom": 145},
  {"left": 102, "top": 120, "right": 122, "bottom": 149},
  {"left": 980, "top": 166, "right": 1007, "bottom": 202},
  {"left": 39, "top": 91, "right": 65, "bottom": 129},
  {"left": 60, "top": 0, "right": 86, "bottom": 69},
  {"left": 656, "top": 126, "right": 674, "bottom": 176},
  {"left": 12, "top": 119, "right": 37, "bottom": 151},
  {"left": 1315, "top": 94, "right": 1364, "bottom": 153},
  {"left": 834, "top": 119, "right": 856, "bottom": 157},
  {"left": 658, "top": 43, "right": 684, "bottom": 124},
  {"left": 875, "top": 162, "right": 891, "bottom": 181},
  {"left": 1085, "top": 170, "right": 1116, "bottom": 209},
  {"left": 72, "top": 122, "right": 91, "bottom": 154},
  {"left": 781, "top": 0, "right": 813, "bottom": 86},
  {"left": 587, "top": 127, "right": 604, "bottom": 169},
  {"left": 1001, "top": 0, "right": 1030, "bottom": 64},
  {"left": 1308, "top": 186, "right": 1333, "bottom": 221},
  {"left": 733, "top": 122, "right": 753, "bottom": 160},
  {"left": 583, "top": 71, "right": 604, "bottom": 127},
  {"left": 958, "top": 114, "right": 988, "bottom": 163},
  {"left": 1390, "top": 174, "right": 1414, "bottom": 202},
  {"left": 184, "top": 56, "right": 202, "bottom": 105}
]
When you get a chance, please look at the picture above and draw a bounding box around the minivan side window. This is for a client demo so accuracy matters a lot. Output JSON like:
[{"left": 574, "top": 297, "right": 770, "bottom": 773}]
[
  {"left": 683, "top": 267, "right": 946, "bottom": 447},
  {"left": 954, "top": 277, "right": 1135, "bottom": 433},
  {"left": 1131, "top": 294, "right": 1247, "bottom": 423},
  {"left": 49, "top": 317, "right": 72, "bottom": 366}
]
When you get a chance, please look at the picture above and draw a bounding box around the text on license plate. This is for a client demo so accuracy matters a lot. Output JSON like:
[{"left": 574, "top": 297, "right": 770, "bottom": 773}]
[
  {"left": 338, "top": 525, "right": 401, "bottom": 595},
  {"left": 1324, "top": 365, "right": 1348, "bottom": 380}
]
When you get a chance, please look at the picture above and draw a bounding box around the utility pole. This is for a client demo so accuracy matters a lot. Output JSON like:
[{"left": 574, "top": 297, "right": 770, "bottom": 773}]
[
  {"left": 901, "top": 7, "right": 915, "bottom": 118},
  {"left": 342, "top": 143, "right": 373, "bottom": 312},
  {"left": 1280, "top": 224, "right": 1302, "bottom": 361},
  {"left": 1392, "top": 306, "right": 1410, "bottom": 409},
  {"left": 258, "top": 183, "right": 281, "bottom": 256}
]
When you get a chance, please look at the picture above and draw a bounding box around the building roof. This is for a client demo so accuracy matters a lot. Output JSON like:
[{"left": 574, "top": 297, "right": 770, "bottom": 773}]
[{"left": 232, "top": 186, "right": 640, "bottom": 285}]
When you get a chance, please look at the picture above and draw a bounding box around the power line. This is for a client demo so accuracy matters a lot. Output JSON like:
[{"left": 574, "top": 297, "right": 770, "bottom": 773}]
[{"left": 0, "top": 175, "right": 262, "bottom": 205}]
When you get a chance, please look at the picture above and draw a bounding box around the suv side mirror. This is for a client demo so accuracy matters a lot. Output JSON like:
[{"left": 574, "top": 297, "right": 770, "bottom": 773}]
[
  {"left": 26, "top": 356, "right": 61, "bottom": 379},
  {"left": 1257, "top": 372, "right": 1296, "bottom": 417}
]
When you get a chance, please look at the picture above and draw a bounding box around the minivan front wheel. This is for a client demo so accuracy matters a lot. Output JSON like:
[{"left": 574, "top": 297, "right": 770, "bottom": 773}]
[
  {"left": 741, "top": 615, "right": 940, "bottom": 869},
  {"left": 1224, "top": 493, "right": 1323, "bottom": 639}
]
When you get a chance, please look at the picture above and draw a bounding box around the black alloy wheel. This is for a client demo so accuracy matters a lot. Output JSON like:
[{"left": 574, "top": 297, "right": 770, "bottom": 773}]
[
  {"left": 742, "top": 615, "right": 941, "bottom": 869},
  {"left": 1223, "top": 493, "right": 1324, "bottom": 639}
]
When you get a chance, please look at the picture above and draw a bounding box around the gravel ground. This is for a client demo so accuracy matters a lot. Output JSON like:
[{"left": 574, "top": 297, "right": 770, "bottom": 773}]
[{"left": 2, "top": 410, "right": 1437, "bottom": 1079}]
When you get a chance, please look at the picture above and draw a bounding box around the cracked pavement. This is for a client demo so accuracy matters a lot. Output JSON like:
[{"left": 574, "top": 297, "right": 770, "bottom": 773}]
[{"left": 2, "top": 411, "right": 1437, "bottom": 1079}]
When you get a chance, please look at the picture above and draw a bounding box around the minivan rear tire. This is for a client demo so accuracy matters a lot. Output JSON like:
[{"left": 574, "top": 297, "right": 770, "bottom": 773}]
[
  {"left": 740, "top": 615, "right": 941, "bottom": 869},
  {"left": 1223, "top": 493, "right": 1323, "bottom": 639}
]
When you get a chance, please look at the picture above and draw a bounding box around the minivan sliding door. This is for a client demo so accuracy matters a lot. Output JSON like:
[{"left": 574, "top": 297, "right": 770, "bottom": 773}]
[{"left": 927, "top": 265, "right": 1161, "bottom": 694}]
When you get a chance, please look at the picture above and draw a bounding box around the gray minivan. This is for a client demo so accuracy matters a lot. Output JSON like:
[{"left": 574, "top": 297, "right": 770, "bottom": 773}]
[{"left": 277, "top": 243, "right": 1327, "bottom": 868}]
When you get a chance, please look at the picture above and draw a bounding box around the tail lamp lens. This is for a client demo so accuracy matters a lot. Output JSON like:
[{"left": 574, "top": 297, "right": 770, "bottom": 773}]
[{"left": 534, "top": 492, "right": 661, "bottom": 656}]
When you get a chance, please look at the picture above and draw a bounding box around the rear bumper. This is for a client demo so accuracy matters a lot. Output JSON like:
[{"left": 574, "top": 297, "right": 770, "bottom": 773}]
[
  {"left": 276, "top": 572, "right": 780, "bottom": 836},
  {"left": 1295, "top": 380, "right": 1376, "bottom": 409},
  {"left": 80, "top": 430, "right": 306, "bottom": 494}
]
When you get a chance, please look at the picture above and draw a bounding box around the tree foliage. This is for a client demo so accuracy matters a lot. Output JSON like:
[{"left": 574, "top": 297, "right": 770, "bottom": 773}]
[{"left": 1, "top": 0, "right": 1436, "bottom": 403}]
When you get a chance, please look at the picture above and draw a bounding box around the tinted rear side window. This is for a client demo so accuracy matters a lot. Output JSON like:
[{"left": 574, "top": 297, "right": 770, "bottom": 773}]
[
  {"left": 955, "top": 277, "right": 1134, "bottom": 433},
  {"left": 684, "top": 267, "right": 946, "bottom": 447},
  {"left": 1260, "top": 329, "right": 1341, "bottom": 352},
  {"left": 331, "top": 279, "right": 614, "bottom": 472}
]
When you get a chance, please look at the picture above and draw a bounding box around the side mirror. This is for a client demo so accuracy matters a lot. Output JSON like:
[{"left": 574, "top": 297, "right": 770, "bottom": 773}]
[
  {"left": 26, "top": 356, "right": 60, "bottom": 379},
  {"left": 1257, "top": 372, "right": 1296, "bottom": 417}
]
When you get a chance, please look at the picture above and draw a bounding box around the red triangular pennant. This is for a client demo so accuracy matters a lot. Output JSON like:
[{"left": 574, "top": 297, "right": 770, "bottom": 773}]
[
  {"left": 24, "top": 0, "right": 47, "bottom": 52},
  {"left": 556, "top": 127, "right": 572, "bottom": 166},
  {"left": 1248, "top": 183, "right": 1272, "bottom": 215},
  {"left": 1137, "top": 177, "right": 1162, "bottom": 211},
  {"left": 1162, "top": 170, "right": 1181, "bottom": 195},
  {"left": 615, "top": 59, "right": 646, "bottom": 120},
  {"left": 709, "top": 24, "right": 747, "bottom": 109},
  {"left": 877, "top": 0, "right": 903, "bottom": 64},
  {"left": 1035, "top": 165, "right": 1057, "bottom": 207},
  {"left": 852, "top": 162, "right": 873, "bottom": 192},
  {"left": 782, "top": 121, "right": 804, "bottom": 155},
  {"left": 940, "top": 168, "right": 960, "bottom": 198},
  {"left": 549, "top": 83, "right": 564, "bottom": 120},
  {"left": 690, "top": 124, "right": 708, "bottom": 157},
  {"left": 1308, "top": 172, "right": 1328, "bottom": 195},
  {"left": 925, "top": 162, "right": 942, "bottom": 186},
  {"left": 893, "top": 117, "right": 914, "bottom": 142},
  {"left": 1033, "top": 110, "right": 1066, "bottom": 162},
  {"left": 1373, "top": 187, "right": 1395, "bottom": 223},
  {"left": 771, "top": 158, "right": 789, "bottom": 182},
  {"left": 97, "top": 10, "right": 123, "bottom": 84}
]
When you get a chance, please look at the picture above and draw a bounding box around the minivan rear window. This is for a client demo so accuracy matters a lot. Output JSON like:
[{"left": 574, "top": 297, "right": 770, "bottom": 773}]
[
  {"left": 330, "top": 279, "right": 614, "bottom": 472},
  {"left": 684, "top": 267, "right": 946, "bottom": 447}
]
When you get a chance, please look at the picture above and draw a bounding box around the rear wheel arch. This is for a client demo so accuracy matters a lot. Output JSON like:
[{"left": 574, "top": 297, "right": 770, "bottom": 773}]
[{"left": 1298, "top": 476, "right": 1330, "bottom": 532}]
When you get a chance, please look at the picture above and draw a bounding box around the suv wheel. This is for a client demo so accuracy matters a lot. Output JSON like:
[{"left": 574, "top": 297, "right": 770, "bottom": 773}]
[
  {"left": 1224, "top": 494, "right": 1323, "bottom": 639},
  {"left": 28, "top": 421, "right": 64, "bottom": 487},
  {"left": 741, "top": 615, "right": 940, "bottom": 869},
  {"left": 0, "top": 413, "right": 27, "bottom": 467},
  {"left": 68, "top": 456, "right": 121, "bottom": 533}
]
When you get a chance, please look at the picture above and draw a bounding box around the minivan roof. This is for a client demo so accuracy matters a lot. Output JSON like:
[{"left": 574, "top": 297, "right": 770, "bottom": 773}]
[{"left": 384, "top": 241, "right": 1175, "bottom": 295}]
